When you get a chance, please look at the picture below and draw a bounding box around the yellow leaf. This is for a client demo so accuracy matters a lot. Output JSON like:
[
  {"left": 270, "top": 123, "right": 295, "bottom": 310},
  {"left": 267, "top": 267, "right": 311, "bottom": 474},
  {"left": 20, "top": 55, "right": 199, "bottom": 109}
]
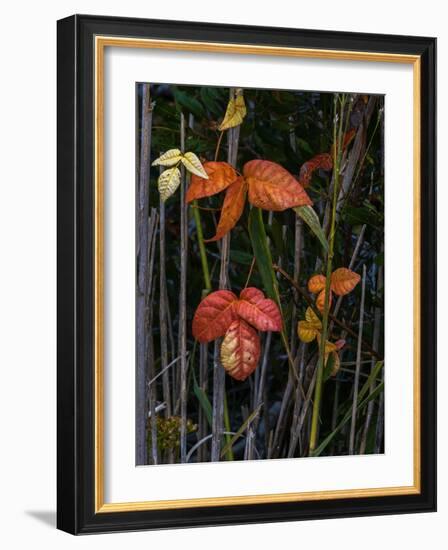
[
  {"left": 323, "top": 340, "right": 338, "bottom": 354},
  {"left": 319, "top": 339, "right": 341, "bottom": 376},
  {"left": 218, "top": 90, "right": 247, "bottom": 131},
  {"left": 181, "top": 152, "right": 209, "bottom": 179},
  {"left": 297, "top": 320, "right": 319, "bottom": 343},
  {"left": 158, "top": 167, "right": 181, "bottom": 202},
  {"left": 305, "top": 307, "right": 322, "bottom": 329},
  {"left": 152, "top": 148, "right": 183, "bottom": 167}
]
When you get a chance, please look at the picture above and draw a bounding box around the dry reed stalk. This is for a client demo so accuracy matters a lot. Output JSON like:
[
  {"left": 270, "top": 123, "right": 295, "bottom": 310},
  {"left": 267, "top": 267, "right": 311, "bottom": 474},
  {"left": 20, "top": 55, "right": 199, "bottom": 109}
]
[
  {"left": 179, "top": 113, "right": 188, "bottom": 463},
  {"left": 287, "top": 345, "right": 306, "bottom": 457},
  {"left": 349, "top": 264, "right": 367, "bottom": 454},
  {"left": 360, "top": 257, "right": 383, "bottom": 453},
  {"left": 289, "top": 118, "right": 303, "bottom": 360},
  {"left": 158, "top": 175, "right": 172, "bottom": 418},
  {"left": 211, "top": 92, "right": 241, "bottom": 461},
  {"left": 136, "top": 84, "right": 154, "bottom": 465},
  {"left": 145, "top": 209, "right": 159, "bottom": 465}
]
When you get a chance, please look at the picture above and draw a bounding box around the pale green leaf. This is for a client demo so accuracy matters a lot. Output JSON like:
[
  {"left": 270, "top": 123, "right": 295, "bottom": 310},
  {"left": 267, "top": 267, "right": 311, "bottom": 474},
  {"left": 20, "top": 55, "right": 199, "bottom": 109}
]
[
  {"left": 181, "top": 152, "right": 209, "bottom": 179},
  {"left": 152, "top": 148, "right": 182, "bottom": 167},
  {"left": 158, "top": 167, "right": 181, "bottom": 202}
]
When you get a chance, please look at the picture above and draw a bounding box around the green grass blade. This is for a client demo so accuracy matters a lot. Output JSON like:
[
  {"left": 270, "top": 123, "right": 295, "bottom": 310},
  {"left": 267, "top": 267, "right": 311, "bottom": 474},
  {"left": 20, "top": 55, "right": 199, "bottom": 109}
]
[
  {"left": 192, "top": 369, "right": 213, "bottom": 428},
  {"left": 311, "top": 362, "right": 384, "bottom": 457},
  {"left": 294, "top": 205, "right": 328, "bottom": 252},
  {"left": 220, "top": 404, "right": 263, "bottom": 459},
  {"left": 248, "top": 206, "right": 297, "bottom": 381},
  {"left": 248, "top": 207, "right": 280, "bottom": 304}
]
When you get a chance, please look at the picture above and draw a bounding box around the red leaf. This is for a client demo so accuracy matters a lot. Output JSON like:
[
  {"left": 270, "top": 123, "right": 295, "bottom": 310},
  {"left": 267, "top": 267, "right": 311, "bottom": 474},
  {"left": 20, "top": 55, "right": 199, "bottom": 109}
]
[
  {"left": 334, "top": 339, "right": 346, "bottom": 351},
  {"left": 236, "top": 287, "right": 282, "bottom": 332},
  {"left": 298, "top": 153, "right": 333, "bottom": 188},
  {"left": 220, "top": 319, "right": 261, "bottom": 381},
  {"left": 244, "top": 159, "right": 312, "bottom": 211},
  {"left": 186, "top": 161, "right": 237, "bottom": 203},
  {"left": 204, "top": 177, "right": 247, "bottom": 242},
  {"left": 192, "top": 290, "right": 238, "bottom": 343}
]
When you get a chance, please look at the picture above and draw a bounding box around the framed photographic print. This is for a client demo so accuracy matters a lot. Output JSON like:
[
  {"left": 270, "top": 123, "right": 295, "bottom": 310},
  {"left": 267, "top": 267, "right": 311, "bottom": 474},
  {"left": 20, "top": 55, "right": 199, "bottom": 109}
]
[{"left": 57, "top": 14, "right": 436, "bottom": 534}]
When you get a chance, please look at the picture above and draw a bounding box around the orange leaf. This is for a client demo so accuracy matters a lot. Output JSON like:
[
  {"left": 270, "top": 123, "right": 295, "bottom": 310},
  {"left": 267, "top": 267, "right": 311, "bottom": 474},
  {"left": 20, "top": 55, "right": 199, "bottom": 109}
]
[
  {"left": 186, "top": 161, "right": 237, "bottom": 203},
  {"left": 330, "top": 268, "right": 361, "bottom": 296},
  {"left": 244, "top": 159, "right": 312, "bottom": 211},
  {"left": 298, "top": 153, "right": 333, "bottom": 188},
  {"left": 192, "top": 290, "right": 238, "bottom": 343},
  {"left": 220, "top": 319, "right": 261, "bottom": 381},
  {"left": 205, "top": 177, "right": 247, "bottom": 242},
  {"left": 236, "top": 287, "right": 282, "bottom": 332},
  {"left": 316, "top": 288, "right": 333, "bottom": 312},
  {"left": 308, "top": 274, "right": 326, "bottom": 294}
]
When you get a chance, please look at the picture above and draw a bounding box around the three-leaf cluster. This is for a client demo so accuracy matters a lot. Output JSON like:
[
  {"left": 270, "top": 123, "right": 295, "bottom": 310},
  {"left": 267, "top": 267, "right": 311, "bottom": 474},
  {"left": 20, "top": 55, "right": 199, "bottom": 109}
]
[{"left": 192, "top": 287, "right": 282, "bottom": 380}]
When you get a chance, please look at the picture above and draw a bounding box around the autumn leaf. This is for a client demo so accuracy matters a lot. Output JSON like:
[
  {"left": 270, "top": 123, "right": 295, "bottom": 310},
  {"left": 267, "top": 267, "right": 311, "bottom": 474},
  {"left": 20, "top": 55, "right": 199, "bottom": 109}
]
[
  {"left": 186, "top": 161, "right": 237, "bottom": 203},
  {"left": 334, "top": 339, "right": 346, "bottom": 351},
  {"left": 330, "top": 268, "right": 361, "bottom": 296},
  {"left": 192, "top": 290, "right": 238, "bottom": 343},
  {"left": 236, "top": 287, "right": 282, "bottom": 332},
  {"left": 297, "top": 321, "right": 317, "bottom": 343},
  {"left": 321, "top": 339, "right": 345, "bottom": 378},
  {"left": 218, "top": 89, "right": 247, "bottom": 131},
  {"left": 220, "top": 319, "right": 261, "bottom": 381},
  {"left": 157, "top": 167, "right": 181, "bottom": 202},
  {"left": 307, "top": 274, "right": 332, "bottom": 312},
  {"left": 152, "top": 148, "right": 183, "bottom": 167},
  {"left": 316, "top": 288, "right": 333, "bottom": 312},
  {"left": 244, "top": 160, "right": 312, "bottom": 211},
  {"left": 298, "top": 153, "right": 333, "bottom": 188},
  {"left": 186, "top": 159, "right": 312, "bottom": 241},
  {"left": 306, "top": 306, "right": 322, "bottom": 327},
  {"left": 308, "top": 274, "right": 326, "bottom": 294},
  {"left": 181, "top": 151, "right": 209, "bottom": 179},
  {"left": 205, "top": 177, "right": 247, "bottom": 242},
  {"left": 297, "top": 307, "right": 322, "bottom": 343}
]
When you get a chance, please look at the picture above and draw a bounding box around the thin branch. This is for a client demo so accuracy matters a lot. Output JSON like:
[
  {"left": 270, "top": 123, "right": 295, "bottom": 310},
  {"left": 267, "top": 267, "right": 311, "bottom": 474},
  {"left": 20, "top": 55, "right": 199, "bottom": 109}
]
[
  {"left": 148, "top": 355, "right": 185, "bottom": 387},
  {"left": 349, "top": 264, "right": 367, "bottom": 454}
]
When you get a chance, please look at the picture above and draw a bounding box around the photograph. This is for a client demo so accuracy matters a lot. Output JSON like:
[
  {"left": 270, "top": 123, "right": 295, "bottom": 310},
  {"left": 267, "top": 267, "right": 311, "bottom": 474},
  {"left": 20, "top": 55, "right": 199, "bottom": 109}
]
[{"left": 136, "top": 83, "right": 385, "bottom": 465}]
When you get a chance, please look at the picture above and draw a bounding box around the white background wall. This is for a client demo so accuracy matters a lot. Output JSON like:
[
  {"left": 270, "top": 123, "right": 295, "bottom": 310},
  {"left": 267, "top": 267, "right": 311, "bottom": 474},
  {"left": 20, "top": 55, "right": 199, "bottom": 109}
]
[{"left": 0, "top": 1, "right": 443, "bottom": 547}]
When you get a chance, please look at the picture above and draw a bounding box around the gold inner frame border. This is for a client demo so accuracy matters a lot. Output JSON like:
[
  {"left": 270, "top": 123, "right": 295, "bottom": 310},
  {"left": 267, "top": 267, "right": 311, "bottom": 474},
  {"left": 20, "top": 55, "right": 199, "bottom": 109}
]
[{"left": 94, "top": 35, "right": 421, "bottom": 513}]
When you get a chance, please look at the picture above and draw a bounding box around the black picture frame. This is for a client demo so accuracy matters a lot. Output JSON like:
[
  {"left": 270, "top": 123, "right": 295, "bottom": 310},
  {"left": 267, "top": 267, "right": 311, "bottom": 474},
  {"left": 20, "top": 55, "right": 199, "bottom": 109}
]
[{"left": 57, "top": 14, "right": 436, "bottom": 534}]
